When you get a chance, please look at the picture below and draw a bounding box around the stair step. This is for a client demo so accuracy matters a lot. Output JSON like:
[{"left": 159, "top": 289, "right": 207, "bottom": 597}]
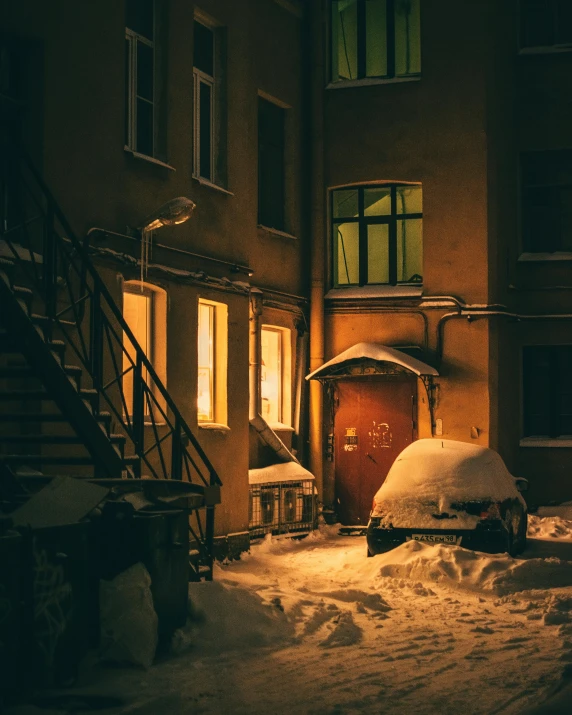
[
  {"left": 0, "top": 388, "right": 98, "bottom": 404},
  {"left": 0, "top": 454, "right": 99, "bottom": 466},
  {"left": 0, "top": 364, "right": 82, "bottom": 379},
  {"left": 30, "top": 313, "right": 78, "bottom": 330},
  {"left": 122, "top": 455, "right": 140, "bottom": 465},
  {"left": 0, "top": 434, "right": 126, "bottom": 446},
  {"left": 0, "top": 412, "right": 112, "bottom": 430},
  {"left": 0, "top": 453, "right": 136, "bottom": 468},
  {"left": 12, "top": 285, "right": 34, "bottom": 313}
]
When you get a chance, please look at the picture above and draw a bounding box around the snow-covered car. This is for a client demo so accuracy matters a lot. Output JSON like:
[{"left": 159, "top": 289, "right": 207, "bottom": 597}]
[{"left": 366, "top": 439, "right": 527, "bottom": 557}]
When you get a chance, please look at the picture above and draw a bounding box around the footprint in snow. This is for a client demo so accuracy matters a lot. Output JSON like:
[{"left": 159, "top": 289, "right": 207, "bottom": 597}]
[
  {"left": 504, "top": 636, "right": 530, "bottom": 644},
  {"left": 317, "top": 589, "right": 392, "bottom": 613},
  {"left": 471, "top": 625, "right": 495, "bottom": 634},
  {"left": 303, "top": 604, "right": 339, "bottom": 635},
  {"left": 319, "top": 611, "right": 363, "bottom": 648}
]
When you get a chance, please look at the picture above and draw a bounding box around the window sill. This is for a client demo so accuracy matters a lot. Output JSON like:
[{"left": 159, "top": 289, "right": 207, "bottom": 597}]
[
  {"left": 325, "top": 285, "right": 423, "bottom": 300},
  {"left": 268, "top": 423, "right": 294, "bottom": 432},
  {"left": 518, "top": 252, "right": 572, "bottom": 262},
  {"left": 326, "top": 76, "right": 421, "bottom": 90},
  {"left": 519, "top": 46, "right": 572, "bottom": 56},
  {"left": 192, "top": 175, "right": 234, "bottom": 196},
  {"left": 199, "top": 422, "right": 230, "bottom": 433},
  {"left": 124, "top": 146, "right": 176, "bottom": 171},
  {"left": 257, "top": 225, "right": 298, "bottom": 240},
  {"left": 520, "top": 437, "right": 572, "bottom": 448}
]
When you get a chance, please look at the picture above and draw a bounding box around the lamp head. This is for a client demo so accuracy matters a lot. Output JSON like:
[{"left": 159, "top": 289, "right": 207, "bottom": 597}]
[{"left": 141, "top": 197, "right": 196, "bottom": 232}]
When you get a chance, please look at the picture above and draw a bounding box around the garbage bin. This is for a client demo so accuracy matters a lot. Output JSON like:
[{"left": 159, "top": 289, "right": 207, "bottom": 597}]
[{"left": 19, "top": 520, "right": 92, "bottom": 687}]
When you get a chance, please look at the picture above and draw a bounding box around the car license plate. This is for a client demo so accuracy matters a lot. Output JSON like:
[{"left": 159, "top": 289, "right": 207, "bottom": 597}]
[{"left": 409, "top": 534, "right": 460, "bottom": 544}]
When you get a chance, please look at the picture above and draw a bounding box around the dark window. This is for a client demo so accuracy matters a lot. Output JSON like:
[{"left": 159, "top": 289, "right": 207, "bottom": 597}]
[
  {"left": 332, "top": 184, "right": 422, "bottom": 287},
  {"left": 521, "top": 151, "right": 572, "bottom": 253},
  {"left": 193, "top": 20, "right": 227, "bottom": 186},
  {"left": 523, "top": 345, "right": 572, "bottom": 438},
  {"left": 520, "top": 0, "right": 572, "bottom": 49},
  {"left": 194, "top": 20, "right": 214, "bottom": 75},
  {"left": 330, "top": 0, "right": 421, "bottom": 82},
  {"left": 258, "top": 97, "right": 285, "bottom": 231},
  {"left": 125, "top": 0, "right": 155, "bottom": 156}
]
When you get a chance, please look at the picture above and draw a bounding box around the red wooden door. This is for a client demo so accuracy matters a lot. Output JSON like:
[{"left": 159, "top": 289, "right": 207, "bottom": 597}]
[{"left": 334, "top": 377, "right": 416, "bottom": 525}]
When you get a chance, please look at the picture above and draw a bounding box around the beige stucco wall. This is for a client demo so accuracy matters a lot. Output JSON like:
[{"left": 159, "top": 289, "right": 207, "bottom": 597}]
[
  {"left": 317, "top": 0, "right": 494, "bottom": 512},
  {"left": 1, "top": 0, "right": 309, "bottom": 540}
]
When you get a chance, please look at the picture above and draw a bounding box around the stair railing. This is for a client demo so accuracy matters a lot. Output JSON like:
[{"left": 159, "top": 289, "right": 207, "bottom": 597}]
[{"left": 1, "top": 144, "right": 221, "bottom": 571}]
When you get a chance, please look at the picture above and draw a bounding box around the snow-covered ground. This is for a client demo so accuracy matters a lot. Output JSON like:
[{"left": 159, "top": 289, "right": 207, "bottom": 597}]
[{"left": 10, "top": 511, "right": 572, "bottom": 715}]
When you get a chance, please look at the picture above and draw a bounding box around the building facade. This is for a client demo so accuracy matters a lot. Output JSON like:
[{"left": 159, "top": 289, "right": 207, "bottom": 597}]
[
  {"left": 2, "top": 0, "right": 572, "bottom": 549},
  {"left": 308, "top": 0, "right": 572, "bottom": 520},
  {"left": 1, "top": 0, "right": 310, "bottom": 556}
]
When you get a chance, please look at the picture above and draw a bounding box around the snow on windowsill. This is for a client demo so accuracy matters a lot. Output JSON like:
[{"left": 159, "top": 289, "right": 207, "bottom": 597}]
[
  {"left": 325, "top": 285, "right": 423, "bottom": 299},
  {"left": 124, "top": 146, "right": 176, "bottom": 172},
  {"left": 520, "top": 437, "right": 572, "bottom": 448},
  {"left": 268, "top": 423, "right": 295, "bottom": 432},
  {"left": 257, "top": 225, "right": 298, "bottom": 241},
  {"left": 519, "top": 46, "right": 572, "bottom": 56},
  {"left": 192, "top": 175, "right": 234, "bottom": 196},
  {"left": 326, "top": 75, "right": 421, "bottom": 90},
  {"left": 199, "top": 423, "right": 230, "bottom": 433},
  {"left": 518, "top": 252, "right": 572, "bottom": 262}
]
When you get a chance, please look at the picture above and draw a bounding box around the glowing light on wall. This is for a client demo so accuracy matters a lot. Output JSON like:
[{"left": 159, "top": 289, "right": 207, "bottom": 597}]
[
  {"left": 197, "top": 301, "right": 214, "bottom": 422},
  {"left": 261, "top": 327, "right": 282, "bottom": 424}
]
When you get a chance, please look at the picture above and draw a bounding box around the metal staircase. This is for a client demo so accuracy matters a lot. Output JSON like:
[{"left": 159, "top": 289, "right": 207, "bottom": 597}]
[{"left": 0, "top": 143, "right": 221, "bottom": 581}]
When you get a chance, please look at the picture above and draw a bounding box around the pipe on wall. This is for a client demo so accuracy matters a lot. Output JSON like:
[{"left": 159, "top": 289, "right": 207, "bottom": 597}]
[
  {"left": 308, "top": 0, "right": 326, "bottom": 494},
  {"left": 249, "top": 289, "right": 263, "bottom": 420},
  {"left": 437, "top": 309, "right": 572, "bottom": 364}
]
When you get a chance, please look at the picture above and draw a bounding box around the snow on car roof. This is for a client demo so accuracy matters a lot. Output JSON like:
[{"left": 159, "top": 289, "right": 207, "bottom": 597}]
[
  {"left": 305, "top": 342, "right": 439, "bottom": 380},
  {"left": 375, "top": 438, "right": 520, "bottom": 503}
]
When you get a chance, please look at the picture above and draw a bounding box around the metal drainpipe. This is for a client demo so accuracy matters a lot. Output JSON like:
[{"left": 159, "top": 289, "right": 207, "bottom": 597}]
[
  {"left": 308, "top": 0, "right": 325, "bottom": 496},
  {"left": 436, "top": 309, "right": 572, "bottom": 365},
  {"left": 249, "top": 290, "right": 263, "bottom": 420}
]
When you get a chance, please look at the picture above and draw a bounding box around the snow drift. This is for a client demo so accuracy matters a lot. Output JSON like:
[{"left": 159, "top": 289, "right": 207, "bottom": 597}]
[{"left": 369, "top": 540, "right": 572, "bottom": 596}]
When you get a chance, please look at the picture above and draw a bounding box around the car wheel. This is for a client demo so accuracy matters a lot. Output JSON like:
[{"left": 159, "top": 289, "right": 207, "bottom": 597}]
[{"left": 367, "top": 547, "right": 373, "bottom": 558}]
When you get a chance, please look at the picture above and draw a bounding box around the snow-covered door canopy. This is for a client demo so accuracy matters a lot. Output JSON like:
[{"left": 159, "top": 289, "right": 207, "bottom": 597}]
[{"left": 305, "top": 342, "right": 439, "bottom": 381}]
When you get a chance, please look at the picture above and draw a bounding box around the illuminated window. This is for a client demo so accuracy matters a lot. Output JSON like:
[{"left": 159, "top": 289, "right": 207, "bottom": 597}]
[
  {"left": 122, "top": 282, "right": 167, "bottom": 418},
  {"left": 332, "top": 183, "right": 422, "bottom": 287},
  {"left": 261, "top": 326, "right": 291, "bottom": 426},
  {"left": 193, "top": 15, "right": 227, "bottom": 186},
  {"left": 520, "top": 0, "right": 572, "bottom": 50},
  {"left": 330, "top": 0, "right": 421, "bottom": 83},
  {"left": 198, "top": 299, "right": 228, "bottom": 425}
]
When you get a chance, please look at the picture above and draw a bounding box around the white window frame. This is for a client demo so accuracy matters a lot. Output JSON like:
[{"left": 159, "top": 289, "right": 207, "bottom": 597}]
[
  {"left": 193, "top": 19, "right": 215, "bottom": 182},
  {"left": 198, "top": 298, "right": 228, "bottom": 428},
  {"left": 125, "top": 14, "right": 155, "bottom": 156}
]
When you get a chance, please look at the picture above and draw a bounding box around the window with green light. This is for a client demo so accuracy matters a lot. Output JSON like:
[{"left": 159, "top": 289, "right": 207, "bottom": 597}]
[
  {"left": 332, "top": 184, "right": 423, "bottom": 287},
  {"left": 330, "top": 0, "right": 421, "bottom": 83}
]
